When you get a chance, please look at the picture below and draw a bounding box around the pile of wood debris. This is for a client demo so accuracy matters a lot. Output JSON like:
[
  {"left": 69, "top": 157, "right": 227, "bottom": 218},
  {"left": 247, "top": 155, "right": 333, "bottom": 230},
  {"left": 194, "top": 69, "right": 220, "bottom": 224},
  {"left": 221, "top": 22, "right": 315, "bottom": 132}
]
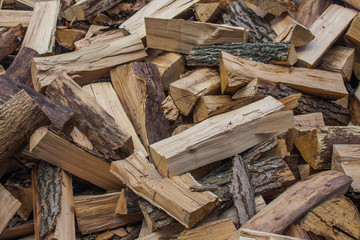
[{"left": 1, "top": 0, "right": 360, "bottom": 239}]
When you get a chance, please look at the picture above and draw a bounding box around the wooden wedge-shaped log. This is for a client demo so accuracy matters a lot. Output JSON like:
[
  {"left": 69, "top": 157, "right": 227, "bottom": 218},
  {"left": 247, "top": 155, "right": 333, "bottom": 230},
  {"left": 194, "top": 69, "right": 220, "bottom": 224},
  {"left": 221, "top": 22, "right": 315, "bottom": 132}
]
[
  {"left": 110, "top": 62, "right": 171, "bottom": 149},
  {"left": 301, "top": 195, "right": 360, "bottom": 240},
  {"left": 149, "top": 96, "right": 294, "bottom": 177},
  {"left": 32, "top": 162, "right": 75, "bottom": 240},
  {"left": 32, "top": 34, "right": 147, "bottom": 93},
  {"left": 239, "top": 171, "right": 352, "bottom": 234},
  {"left": 220, "top": 52, "right": 347, "bottom": 99},
  {"left": 296, "top": 4, "right": 357, "bottom": 68},
  {"left": 110, "top": 152, "right": 219, "bottom": 228},
  {"left": 0, "top": 184, "right": 21, "bottom": 234},
  {"left": 295, "top": 126, "right": 360, "bottom": 170},
  {"left": 29, "top": 127, "right": 124, "bottom": 190},
  {"left": 46, "top": 73, "right": 133, "bottom": 160},
  {"left": 0, "top": 10, "right": 32, "bottom": 28},
  {"left": 145, "top": 18, "right": 248, "bottom": 54},
  {"left": 74, "top": 192, "right": 143, "bottom": 234},
  {"left": 120, "top": 0, "right": 199, "bottom": 39},
  {"left": 169, "top": 68, "right": 221, "bottom": 116}
]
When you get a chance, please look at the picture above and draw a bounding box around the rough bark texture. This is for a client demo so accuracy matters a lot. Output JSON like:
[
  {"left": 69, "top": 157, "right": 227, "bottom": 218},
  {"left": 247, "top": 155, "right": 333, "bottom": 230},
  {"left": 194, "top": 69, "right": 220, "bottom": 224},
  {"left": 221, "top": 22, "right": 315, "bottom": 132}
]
[
  {"left": 222, "top": 0, "right": 277, "bottom": 43},
  {"left": 231, "top": 155, "right": 255, "bottom": 226},
  {"left": 241, "top": 137, "right": 278, "bottom": 164},
  {"left": 257, "top": 83, "right": 350, "bottom": 126},
  {"left": 0, "top": 24, "right": 25, "bottom": 62},
  {"left": 0, "top": 90, "right": 50, "bottom": 161},
  {"left": 5, "top": 47, "right": 40, "bottom": 88},
  {"left": 138, "top": 199, "right": 175, "bottom": 231},
  {"left": 187, "top": 42, "right": 294, "bottom": 66},
  {"left": 46, "top": 73, "right": 133, "bottom": 160}
]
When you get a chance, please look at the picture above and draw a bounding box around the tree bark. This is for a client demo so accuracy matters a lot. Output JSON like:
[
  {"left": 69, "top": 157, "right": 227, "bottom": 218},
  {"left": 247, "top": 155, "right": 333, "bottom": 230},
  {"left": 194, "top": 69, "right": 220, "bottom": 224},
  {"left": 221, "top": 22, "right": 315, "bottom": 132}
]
[{"left": 0, "top": 24, "right": 25, "bottom": 62}]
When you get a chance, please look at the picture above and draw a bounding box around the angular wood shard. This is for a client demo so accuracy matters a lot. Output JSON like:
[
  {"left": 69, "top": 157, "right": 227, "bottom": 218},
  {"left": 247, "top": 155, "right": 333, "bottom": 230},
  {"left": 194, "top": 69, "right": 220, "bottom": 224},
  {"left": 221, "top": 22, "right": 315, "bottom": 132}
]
[
  {"left": 32, "top": 34, "right": 147, "bottom": 93},
  {"left": 74, "top": 29, "right": 125, "bottom": 51},
  {"left": 240, "top": 171, "right": 352, "bottom": 234},
  {"left": 149, "top": 97, "right": 293, "bottom": 177},
  {"left": 0, "top": 10, "right": 32, "bottom": 27},
  {"left": 0, "top": 24, "right": 25, "bottom": 62},
  {"left": 110, "top": 152, "right": 218, "bottom": 228},
  {"left": 194, "top": 2, "right": 223, "bottom": 23},
  {"left": 29, "top": 127, "right": 123, "bottom": 190},
  {"left": 301, "top": 196, "right": 360, "bottom": 240},
  {"left": 0, "top": 184, "right": 21, "bottom": 234},
  {"left": 145, "top": 18, "right": 248, "bottom": 54},
  {"left": 220, "top": 52, "right": 347, "bottom": 99}
]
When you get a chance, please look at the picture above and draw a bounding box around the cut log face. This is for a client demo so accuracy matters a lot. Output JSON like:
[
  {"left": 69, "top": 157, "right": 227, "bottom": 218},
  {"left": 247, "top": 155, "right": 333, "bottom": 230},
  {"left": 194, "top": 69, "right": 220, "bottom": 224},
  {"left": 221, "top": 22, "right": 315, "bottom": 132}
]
[
  {"left": 193, "top": 95, "right": 233, "bottom": 123},
  {"left": 0, "top": 184, "right": 21, "bottom": 234},
  {"left": 345, "top": 13, "right": 360, "bottom": 52},
  {"left": 120, "top": 0, "right": 200, "bottom": 39},
  {"left": 55, "top": 28, "right": 87, "bottom": 50},
  {"left": 32, "top": 162, "right": 75, "bottom": 240},
  {"left": 301, "top": 195, "right": 360, "bottom": 240},
  {"left": 296, "top": 4, "right": 358, "bottom": 68},
  {"left": 220, "top": 52, "right": 347, "bottom": 99},
  {"left": 149, "top": 97, "right": 294, "bottom": 177},
  {"left": 110, "top": 62, "right": 171, "bottom": 149},
  {"left": 110, "top": 152, "right": 219, "bottom": 229},
  {"left": 0, "top": 10, "right": 32, "bottom": 28},
  {"left": 295, "top": 0, "right": 332, "bottom": 28},
  {"left": 295, "top": 126, "right": 360, "bottom": 170},
  {"left": 32, "top": 34, "right": 147, "bottom": 93},
  {"left": 29, "top": 127, "right": 124, "bottom": 190},
  {"left": 194, "top": 2, "right": 224, "bottom": 23},
  {"left": 240, "top": 171, "right": 352, "bottom": 234},
  {"left": 169, "top": 68, "right": 221, "bottom": 116},
  {"left": 145, "top": 18, "right": 248, "bottom": 54},
  {"left": 187, "top": 42, "right": 297, "bottom": 67},
  {"left": 74, "top": 192, "right": 143, "bottom": 234},
  {"left": 332, "top": 144, "right": 360, "bottom": 192},
  {"left": 161, "top": 95, "right": 180, "bottom": 122},
  {"left": 46, "top": 73, "right": 133, "bottom": 160},
  {"left": 21, "top": 0, "right": 60, "bottom": 55}
]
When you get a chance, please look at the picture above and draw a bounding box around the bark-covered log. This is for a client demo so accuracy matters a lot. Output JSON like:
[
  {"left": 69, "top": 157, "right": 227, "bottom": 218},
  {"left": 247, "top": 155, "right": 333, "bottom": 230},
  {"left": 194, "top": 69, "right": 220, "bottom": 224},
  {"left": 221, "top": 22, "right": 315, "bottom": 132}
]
[
  {"left": 222, "top": 0, "right": 277, "bottom": 43},
  {"left": 0, "top": 24, "right": 25, "bottom": 62},
  {"left": 187, "top": 42, "right": 296, "bottom": 67}
]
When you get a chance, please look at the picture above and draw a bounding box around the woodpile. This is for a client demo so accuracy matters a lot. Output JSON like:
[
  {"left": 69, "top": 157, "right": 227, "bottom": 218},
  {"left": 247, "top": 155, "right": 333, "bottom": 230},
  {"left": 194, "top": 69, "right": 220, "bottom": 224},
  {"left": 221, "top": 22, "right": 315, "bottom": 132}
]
[{"left": 2, "top": 0, "right": 360, "bottom": 240}]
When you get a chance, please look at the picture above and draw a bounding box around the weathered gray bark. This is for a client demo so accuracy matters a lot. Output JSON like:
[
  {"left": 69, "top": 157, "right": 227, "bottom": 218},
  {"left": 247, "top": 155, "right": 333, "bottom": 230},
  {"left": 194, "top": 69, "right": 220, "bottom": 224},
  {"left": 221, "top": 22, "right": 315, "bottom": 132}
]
[
  {"left": 138, "top": 199, "right": 175, "bottom": 231},
  {"left": 187, "top": 42, "right": 293, "bottom": 66},
  {"left": 222, "top": 0, "right": 277, "bottom": 43}
]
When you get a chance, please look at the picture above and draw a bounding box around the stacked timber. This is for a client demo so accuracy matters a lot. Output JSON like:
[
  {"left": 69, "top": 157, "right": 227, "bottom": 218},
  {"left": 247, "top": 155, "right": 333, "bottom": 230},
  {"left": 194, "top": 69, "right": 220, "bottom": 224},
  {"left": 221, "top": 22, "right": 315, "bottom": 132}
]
[{"left": 1, "top": 0, "right": 360, "bottom": 240}]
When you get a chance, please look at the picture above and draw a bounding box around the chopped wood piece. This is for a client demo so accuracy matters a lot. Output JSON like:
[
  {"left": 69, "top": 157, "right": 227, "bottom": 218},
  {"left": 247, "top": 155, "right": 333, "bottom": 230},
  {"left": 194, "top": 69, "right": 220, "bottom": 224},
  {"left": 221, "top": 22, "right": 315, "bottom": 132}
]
[
  {"left": 0, "top": 184, "right": 21, "bottom": 234},
  {"left": 0, "top": 90, "right": 50, "bottom": 163},
  {"left": 230, "top": 229, "right": 303, "bottom": 240},
  {"left": 32, "top": 162, "right": 75, "bottom": 240},
  {"left": 241, "top": 137, "right": 278, "bottom": 163},
  {"left": 172, "top": 124, "right": 194, "bottom": 136},
  {"left": 271, "top": 14, "right": 314, "bottom": 47},
  {"left": 145, "top": 18, "right": 248, "bottom": 54},
  {"left": 46, "top": 73, "right": 133, "bottom": 160},
  {"left": 5, "top": 181, "right": 32, "bottom": 221},
  {"left": 32, "top": 34, "right": 147, "bottom": 93},
  {"left": 187, "top": 42, "right": 297, "bottom": 67},
  {"left": 55, "top": 28, "right": 86, "bottom": 50},
  {"left": 111, "top": 228, "right": 128, "bottom": 238},
  {"left": 332, "top": 144, "right": 360, "bottom": 192},
  {"left": 318, "top": 46, "right": 355, "bottom": 82},
  {"left": 95, "top": 231, "right": 114, "bottom": 240},
  {"left": 120, "top": 0, "right": 199, "bottom": 39},
  {"left": 61, "top": 0, "right": 123, "bottom": 21},
  {"left": 110, "top": 152, "right": 219, "bottom": 228},
  {"left": 190, "top": 185, "right": 220, "bottom": 192},
  {"left": 262, "top": 139, "right": 290, "bottom": 159},
  {"left": 246, "top": 0, "right": 297, "bottom": 16},
  {"left": 74, "top": 192, "right": 143, "bottom": 234},
  {"left": 147, "top": 51, "right": 184, "bottom": 91},
  {"left": 21, "top": 0, "right": 60, "bottom": 55},
  {"left": 0, "top": 10, "right": 32, "bottom": 27},
  {"left": 295, "top": 126, "right": 360, "bottom": 170},
  {"left": 294, "top": 113, "right": 325, "bottom": 127},
  {"left": 29, "top": 127, "right": 123, "bottom": 190},
  {"left": 220, "top": 52, "right": 347, "bottom": 99},
  {"left": 74, "top": 29, "right": 126, "bottom": 51},
  {"left": 137, "top": 224, "right": 184, "bottom": 240},
  {"left": 139, "top": 219, "right": 152, "bottom": 238},
  {"left": 177, "top": 219, "right": 236, "bottom": 240},
  {"left": 170, "top": 68, "right": 220, "bottom": 116},
  {"left": 295, "top": 0, "right": 332, "bottom": 28},
  {"left": 298, "top": 164, "right": 312, "bottom": 180},
  {"left": 0, "top": 223, "right": 34, "bottom": 240},
  {"left": 278, "top": 94, "right": 300, "bottom": 111},
  {"left": 83, "top": 82, "right": 147, "bottom": 157},
  {"left": 222, "top": 1, "right": 276, "bottom": 43},
  {"left": 194, "top": 2, "right": 223, "bottom": 22},
  {"left": 296, "top": 4, "right": 357, "bottom": 68},
  {"left": 301, "top": 196, "right": 360, "bottom": 240},
  {"left": 149, "top": 97, "right": 291, "bottom": 177},
  {"left": 69, "top": 127, "right": 94, "bottom": 150},
  {"left": 231, "top": 155, "right": 255, "bottom": 226},
  {"left": 284, "top": 223, "right": 321, "bottom": 240},
  {"left": 5, "top": 47, "right": 40, "bottom": 88},
  {"left": 256, "top": 111, "right": 295, "bottom": 134},
  {"left": 240, "top": 171, "right": 352, "bottom": 234},
  {"left": 110, "top": 62, "right": 171, "bottom": 149},
  {"left": 0, "top": 24, "right": 25, "bottom": 62},
  {"left": 161, "top": 95, "right": 180, "bottom": 122},
  {"left": 345, "top": 14, "right": 360, "bottom": 52},
  {"left": 115, "top": 188, "right": 141, "bottom": 215}
]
